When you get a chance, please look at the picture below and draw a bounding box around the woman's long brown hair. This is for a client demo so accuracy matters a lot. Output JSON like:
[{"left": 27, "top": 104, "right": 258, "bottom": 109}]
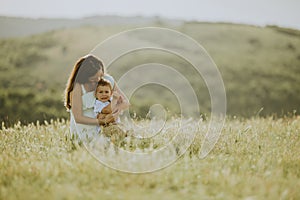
[{"left": 64, "top": 54, "right": 104, "bottom": 110}]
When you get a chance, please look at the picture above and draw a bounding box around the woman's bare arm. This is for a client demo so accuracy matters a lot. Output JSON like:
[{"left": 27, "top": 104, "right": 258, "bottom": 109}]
[
  {"left": 71, "top": 83, "right": 99, "bottom": 125},
  {"left": 112, "top": 83, "right": 130, "bottom": 113}
]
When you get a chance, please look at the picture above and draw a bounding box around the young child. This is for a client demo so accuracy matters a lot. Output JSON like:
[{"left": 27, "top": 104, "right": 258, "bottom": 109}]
[
  {"left": 94, "top": 78, "right": 127, "bottom": 145},
  {"left": 94, "top": 78, "right": 114, "bottom": 123}
]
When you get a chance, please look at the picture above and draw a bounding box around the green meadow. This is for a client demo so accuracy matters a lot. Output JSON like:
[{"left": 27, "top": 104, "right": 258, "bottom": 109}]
[{"left": 0, "top": 18, "right": 300, "bottom": 125}]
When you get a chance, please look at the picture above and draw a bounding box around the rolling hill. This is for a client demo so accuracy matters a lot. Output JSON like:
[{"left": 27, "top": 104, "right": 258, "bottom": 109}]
[{"left": 0, "top": 16, "right": 300, "bottom": 126}]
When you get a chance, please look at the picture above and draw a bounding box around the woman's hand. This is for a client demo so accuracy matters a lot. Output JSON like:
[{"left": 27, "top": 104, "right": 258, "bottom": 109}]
[
  {"left": 101, "top": 103, "right": 112, "bottom": 114},
  {"left": 97, "top": 113, "right": 115, "bottom": 125}
]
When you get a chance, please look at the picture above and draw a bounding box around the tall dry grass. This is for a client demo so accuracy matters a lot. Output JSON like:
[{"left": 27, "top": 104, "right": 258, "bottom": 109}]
[{"left": 0, "top": 117, "right": 299, "bottom": 199}]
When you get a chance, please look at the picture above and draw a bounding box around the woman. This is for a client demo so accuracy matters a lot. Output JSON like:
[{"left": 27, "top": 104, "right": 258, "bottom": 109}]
[{"left": 64, "top": 54, "right": 129, "bottom": 141}]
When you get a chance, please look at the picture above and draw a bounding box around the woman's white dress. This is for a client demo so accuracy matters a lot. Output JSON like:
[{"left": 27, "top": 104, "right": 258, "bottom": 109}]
[
  {"left": 69, "top": 84, "right": 97, "bottom": 141},
  {"left": 69, "top": 74, "right": 116, "bottom": 141}
]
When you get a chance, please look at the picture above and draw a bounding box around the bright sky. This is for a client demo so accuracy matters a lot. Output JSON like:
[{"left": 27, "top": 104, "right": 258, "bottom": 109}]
[{"left": 1, "top": 0, "right": 300, "bottom": 30}]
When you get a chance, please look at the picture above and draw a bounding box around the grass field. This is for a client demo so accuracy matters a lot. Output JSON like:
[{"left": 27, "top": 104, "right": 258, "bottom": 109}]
[{"left": 1, "top": 116, "right": 299, "bottom": 200}]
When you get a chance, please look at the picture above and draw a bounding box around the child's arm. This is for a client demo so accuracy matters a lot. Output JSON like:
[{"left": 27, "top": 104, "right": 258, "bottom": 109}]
[{"left": 95, "top": 100, "right": 115, "bottom": 125}]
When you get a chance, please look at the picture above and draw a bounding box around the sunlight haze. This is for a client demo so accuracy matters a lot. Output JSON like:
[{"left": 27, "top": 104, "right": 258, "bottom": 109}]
[{"left": 1, "top": 0, "right": 300, "bottom": 29}]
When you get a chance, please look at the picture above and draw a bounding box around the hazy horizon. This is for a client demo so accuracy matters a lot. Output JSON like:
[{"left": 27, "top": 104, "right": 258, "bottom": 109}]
[{"left": 1, "top": 0, "right": 300, "bottom": 30}]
